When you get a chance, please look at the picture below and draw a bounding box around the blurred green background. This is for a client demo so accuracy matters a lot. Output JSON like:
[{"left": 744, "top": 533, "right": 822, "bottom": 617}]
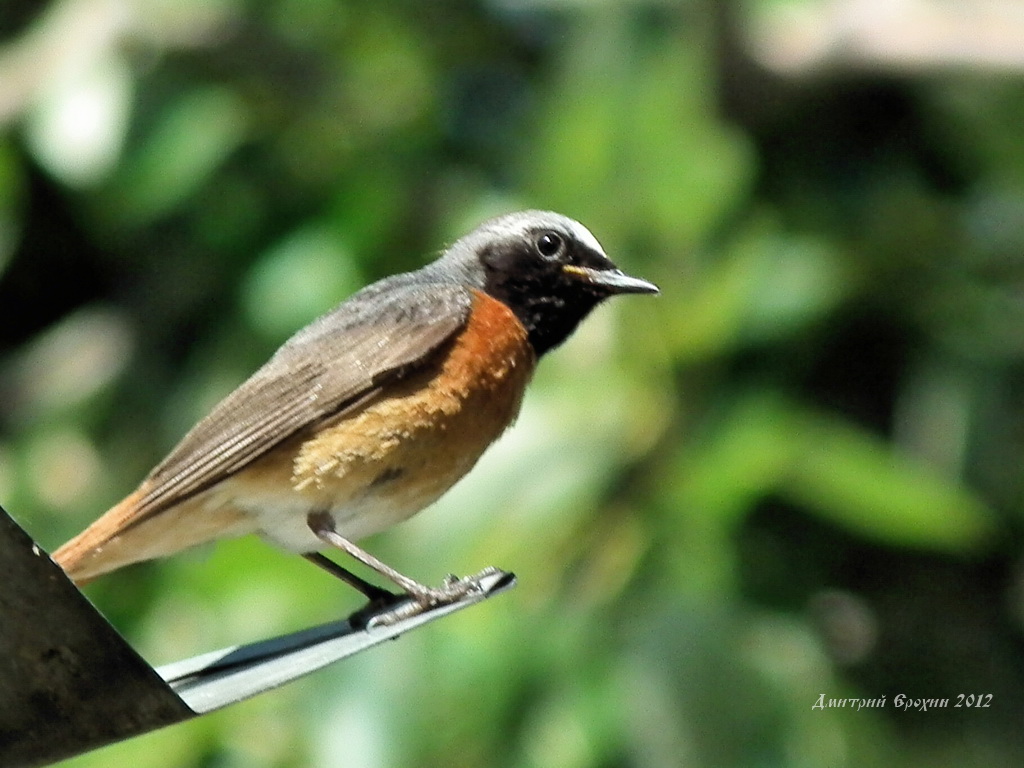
[{"left": 3, "top": 0, "right": 1024, "bottom": 766}]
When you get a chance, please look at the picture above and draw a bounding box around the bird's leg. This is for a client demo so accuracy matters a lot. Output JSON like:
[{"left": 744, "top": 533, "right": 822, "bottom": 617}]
[
  {"left": 306, "top": 511, "right": 490, "bottom": 624},
  {"left": 301, "top": 552, "right": 396, "bottom": 603}
]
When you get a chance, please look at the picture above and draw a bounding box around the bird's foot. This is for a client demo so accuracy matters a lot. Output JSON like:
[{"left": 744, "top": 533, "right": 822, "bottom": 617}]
[{"left": 360, "top": 566, "right": 505, "bottom": 628}]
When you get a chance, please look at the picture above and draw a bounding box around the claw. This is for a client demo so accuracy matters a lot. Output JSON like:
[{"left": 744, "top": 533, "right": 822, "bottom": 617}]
[{"left": 362, "top": 568, "right": 501, "bottom": 628}]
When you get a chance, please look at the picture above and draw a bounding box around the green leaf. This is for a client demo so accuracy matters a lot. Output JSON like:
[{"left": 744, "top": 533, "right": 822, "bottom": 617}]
[{"left": 785, "top": 410, "right": 996, "bottom": 552}]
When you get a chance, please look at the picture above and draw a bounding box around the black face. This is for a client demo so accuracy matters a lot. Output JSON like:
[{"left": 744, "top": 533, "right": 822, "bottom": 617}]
[{"left": 479, "top": 224, "right": 649, "bottom": 356}]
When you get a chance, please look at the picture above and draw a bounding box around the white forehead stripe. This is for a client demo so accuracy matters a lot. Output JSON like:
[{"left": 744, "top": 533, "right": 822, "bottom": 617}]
[
  {"left": 565, "top": 219, "right": 605, "bottom": 256},
  {"left": 476, "top": 210, "right": 607, "bottom": 256}
]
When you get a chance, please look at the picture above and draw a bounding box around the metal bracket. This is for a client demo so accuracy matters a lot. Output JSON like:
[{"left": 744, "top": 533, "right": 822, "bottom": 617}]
[{"left": 0, "top": 505, "right": 514, "bottom": 767}]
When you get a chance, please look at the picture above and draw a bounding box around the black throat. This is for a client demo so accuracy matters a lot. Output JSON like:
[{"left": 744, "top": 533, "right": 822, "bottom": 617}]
[{"left": 482, "top": 258, "right": 604, "bottom": 357}]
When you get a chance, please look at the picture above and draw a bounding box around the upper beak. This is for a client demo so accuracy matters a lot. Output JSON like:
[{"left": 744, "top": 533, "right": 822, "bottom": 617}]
[{"left": 563, "top": 264, "right": 660, "bottom": 295}]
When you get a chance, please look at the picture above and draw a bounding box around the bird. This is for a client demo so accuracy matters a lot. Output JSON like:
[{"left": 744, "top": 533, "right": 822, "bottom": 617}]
[{"left": 53, "top": 210, "right": 658, "bottom": 620}]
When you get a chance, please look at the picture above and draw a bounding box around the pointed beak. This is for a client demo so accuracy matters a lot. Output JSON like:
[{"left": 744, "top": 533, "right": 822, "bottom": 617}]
[{"left": 562, "top": 264, "right": 660, "bottom": 295}]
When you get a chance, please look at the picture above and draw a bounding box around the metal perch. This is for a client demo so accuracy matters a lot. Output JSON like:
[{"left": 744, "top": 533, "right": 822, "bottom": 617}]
[{"left": 0, "top": 505, "right": 514, "bottom": 767}]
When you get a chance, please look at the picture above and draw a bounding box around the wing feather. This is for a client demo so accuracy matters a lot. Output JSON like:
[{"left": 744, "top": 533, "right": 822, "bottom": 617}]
[{"left": 127, "top": 279, "right": 472, "bottom": 526}]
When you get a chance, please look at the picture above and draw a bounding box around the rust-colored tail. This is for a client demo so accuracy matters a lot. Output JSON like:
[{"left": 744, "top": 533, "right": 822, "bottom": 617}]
[
  {"left": 53, "top": 486, "right": 256, "bottom": 586},
  {"left": 52, "top": 489, "right": 152, "bottom": 584}
]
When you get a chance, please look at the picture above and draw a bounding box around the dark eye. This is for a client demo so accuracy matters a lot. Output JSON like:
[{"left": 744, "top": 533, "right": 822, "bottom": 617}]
[{"left": 536, "top": 232, "right": 564, "bottom": 258}]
